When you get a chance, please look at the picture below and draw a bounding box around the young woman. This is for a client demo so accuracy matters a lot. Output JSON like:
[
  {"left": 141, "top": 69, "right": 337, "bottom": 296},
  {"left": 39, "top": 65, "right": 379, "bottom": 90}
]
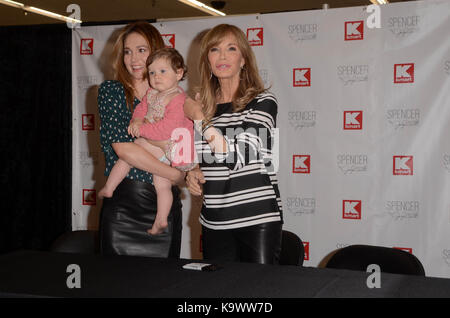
[
  {"left": 97, "top": 22, "right": 184, "bottom": 257},
  {"left": 100, "top": 48, "right": 195, "bottom": 236}
]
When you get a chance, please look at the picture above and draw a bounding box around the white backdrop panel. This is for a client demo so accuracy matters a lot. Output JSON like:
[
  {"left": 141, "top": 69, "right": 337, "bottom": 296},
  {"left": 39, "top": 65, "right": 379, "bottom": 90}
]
[{"left": 71, "top": 0, "right": 450, "bottom": 278}]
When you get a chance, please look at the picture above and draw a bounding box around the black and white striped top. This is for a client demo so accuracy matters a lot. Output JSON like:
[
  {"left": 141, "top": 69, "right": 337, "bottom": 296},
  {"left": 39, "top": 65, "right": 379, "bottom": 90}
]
[{"left": 196, "top": 92, "right": 283, "bottom": 230}]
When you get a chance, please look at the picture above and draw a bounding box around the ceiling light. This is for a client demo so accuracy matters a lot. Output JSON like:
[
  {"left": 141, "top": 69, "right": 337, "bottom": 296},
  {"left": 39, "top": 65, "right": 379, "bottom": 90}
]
[
  {"left": 178, "top": 0, "right": 226, "bottom": 16},
  {"left": 0, "top": 0, "right": 23, "bottom": 8},
  {"left": 369, "top": 0, "right": 389, "bottom": 4},
  {"left": 0, "top": 0, "right": 82, "bottom": 24}
]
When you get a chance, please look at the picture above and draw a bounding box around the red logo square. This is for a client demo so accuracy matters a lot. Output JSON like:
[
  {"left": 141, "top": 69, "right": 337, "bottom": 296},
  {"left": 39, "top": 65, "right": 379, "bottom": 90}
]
[
  {"left": 82, "top": 114, "right": 95, "bottom": 130},
  {"left": 247, "top": 28, "right": 263, "bottom": 46},
  {"left": 80, "top": 38, "right": 94, "bottom": 55},
  {"left": 303, "top": 242, "right": 310, "bottom": 261},
  {"left": 82, "top": 189, "right": 96, "bottom": 206},
  {"left": 394, "top": 63, "right": 414, "bottom": 83},
  {"left": 162, "top": 34, "right": 175, "bottom": 48},
  {"left": 293, "top": 155, "right": 310, "bottom": 174},
  {"left": 293, "top": 68, "right": 311, "bottom": 87},
  {"left": 393, "top": 156, "right": 413, "bottom": 175},
  {"left": 343, "top": 111, "right": 363, "bottom": 130},
  {"left": 345, "top": 21, "right": 364, "bottom": 41},
  {"left": 393, "top": 247, "right": 413, "bottom": 254},
  {"left": 343, "top": 200, "right": 362, "bottom": 219}
]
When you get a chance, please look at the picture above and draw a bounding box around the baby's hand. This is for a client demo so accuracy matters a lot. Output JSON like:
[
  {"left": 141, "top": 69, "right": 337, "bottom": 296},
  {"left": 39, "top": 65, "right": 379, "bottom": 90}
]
[{"left": 128, "top": 119, "right": 144, "bottom": 138}]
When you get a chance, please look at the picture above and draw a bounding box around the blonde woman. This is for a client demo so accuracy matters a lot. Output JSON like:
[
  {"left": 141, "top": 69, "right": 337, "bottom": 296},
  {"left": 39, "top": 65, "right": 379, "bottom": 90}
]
[{"left": 184, "top": 24, "right": 283, "bottom": 264}]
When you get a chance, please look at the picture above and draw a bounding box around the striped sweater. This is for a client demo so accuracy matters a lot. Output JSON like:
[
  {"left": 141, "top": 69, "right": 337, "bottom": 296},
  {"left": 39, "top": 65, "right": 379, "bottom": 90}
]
[{"left": 196, "top": 92, "right": 283, "bottom": 230}]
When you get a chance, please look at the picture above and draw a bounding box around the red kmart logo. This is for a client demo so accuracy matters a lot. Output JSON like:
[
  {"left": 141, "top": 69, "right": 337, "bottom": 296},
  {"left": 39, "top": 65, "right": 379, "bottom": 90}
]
[
  {"left": 82, "top": 189, "right": 96, "bottom": 205},
  {"left": 162, "top": 34, "right": 175, "bottom": 48},
  {"left": 343, "top": 111, "right": 363, "bottom": 130},
  {"left": 293, "top": 68, "right": 311, "bottom": 87},
  {"left": 82, "top": 114, "right": 95, "bottom": 130},
  {"left": 343, "top": 200, "right": 361, "bottom": 219},
  {"left": 345, "top": 21, "right": 364, "bottom": 41},
  {"left": 394, "top": 63, "right": 414, "bottom": 83},
  {"left": 80, "top": 38, "right": 94, "bottom": 55},
  {"left": 393, "top": 247, "right": 413, "bottom": 254},
  {"left": 293, "top": 155, "right": 310, "bottom": 174},
  {"left": 303, "top": 242, "right": 310, "bottom": 261},
  {"left": 393, "top": 155, "right": 413, "bottom": 175},
  {"left": 247, "top": 28, "right": 263, "bottom": 46}
]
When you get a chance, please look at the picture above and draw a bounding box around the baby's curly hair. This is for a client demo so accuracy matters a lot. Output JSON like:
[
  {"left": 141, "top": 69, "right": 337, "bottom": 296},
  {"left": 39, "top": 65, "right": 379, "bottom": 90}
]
[{"left": 146, "top": 47, "right": 187, "bottom": 81}]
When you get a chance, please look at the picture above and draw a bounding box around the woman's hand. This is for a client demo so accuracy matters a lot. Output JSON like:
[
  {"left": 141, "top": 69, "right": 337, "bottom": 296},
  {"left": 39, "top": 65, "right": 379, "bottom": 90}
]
[
  {"left": 186, "top": 166, "right": 205, "bottom": 196},
  {"left": 184, "top": 95, "right": 205, "bottom": 121}
]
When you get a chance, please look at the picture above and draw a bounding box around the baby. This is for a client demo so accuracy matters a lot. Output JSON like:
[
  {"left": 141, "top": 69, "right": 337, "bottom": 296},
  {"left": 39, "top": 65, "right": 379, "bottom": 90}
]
[{"left": 99, "top": 48, "right": 195, "bottom": 235}]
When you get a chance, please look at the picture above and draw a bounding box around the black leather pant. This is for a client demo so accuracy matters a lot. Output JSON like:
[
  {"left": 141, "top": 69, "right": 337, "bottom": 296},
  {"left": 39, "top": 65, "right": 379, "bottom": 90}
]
[
  {"left": 201, "top": 222, "right": 282, "bottom": 265},
  {"left": 99, "top": 178, "right": 182, "bottom": 258}
]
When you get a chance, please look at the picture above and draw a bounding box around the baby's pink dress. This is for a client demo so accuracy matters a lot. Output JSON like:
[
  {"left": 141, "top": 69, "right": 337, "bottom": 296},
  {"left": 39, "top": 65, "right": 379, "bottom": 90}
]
[{"left": 132, "top": 87, "right": 195, "bottom": 170}]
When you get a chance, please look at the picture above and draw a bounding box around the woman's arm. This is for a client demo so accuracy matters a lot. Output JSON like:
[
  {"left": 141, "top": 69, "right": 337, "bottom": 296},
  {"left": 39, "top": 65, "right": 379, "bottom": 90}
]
[
  {"left": 186, "top": 94, "right": 278, "bottom": 172},
  {"left": 221, "top": 96, "right": 278, "bottom": 171},
  {"left": 112, "top": 142, "right": 185, "bottom": 184},
  {"left": 183, "top": 96, "right": 227, "bottom": 153}
]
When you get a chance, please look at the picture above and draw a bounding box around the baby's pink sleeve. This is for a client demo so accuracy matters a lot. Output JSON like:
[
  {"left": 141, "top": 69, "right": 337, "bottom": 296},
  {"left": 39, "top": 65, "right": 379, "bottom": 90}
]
[
  {"left": 139, "top": 93, "right": 186, "bottom": 141},
  {"left": 132, "top": 94, "right": 148, "bottom": 120}
]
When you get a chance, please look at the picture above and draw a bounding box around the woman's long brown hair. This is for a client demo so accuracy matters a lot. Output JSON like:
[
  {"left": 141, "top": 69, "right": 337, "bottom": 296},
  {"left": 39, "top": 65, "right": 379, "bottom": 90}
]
[
  {"left": 112, "top": 21, "right": 165, "bottom": 111},
  {"left": 198, "top": 24, "right": 266, "bottom": 125}
]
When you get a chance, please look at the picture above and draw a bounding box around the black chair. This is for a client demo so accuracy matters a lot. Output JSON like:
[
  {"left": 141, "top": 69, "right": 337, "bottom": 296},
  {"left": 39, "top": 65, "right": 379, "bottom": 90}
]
[
  {"left": 50, "top": 230, "right": 99, "bottom": 254},
  {"left": 279, "top": 230, "right": 304, "bottom": 266},
  {"left": 325, "top": 244, "right": 425, "bottom": 276}
]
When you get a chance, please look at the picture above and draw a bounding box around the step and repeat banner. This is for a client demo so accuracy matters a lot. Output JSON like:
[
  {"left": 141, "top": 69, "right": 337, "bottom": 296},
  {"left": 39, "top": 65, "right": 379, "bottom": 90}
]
[{"left": 72, "top": 0, "right": 450, "bottom": 278}]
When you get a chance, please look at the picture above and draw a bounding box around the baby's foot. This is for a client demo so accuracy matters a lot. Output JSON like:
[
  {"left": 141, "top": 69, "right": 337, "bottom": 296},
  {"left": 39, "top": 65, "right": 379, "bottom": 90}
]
[
  {"left": 147, "top": 219, "right": 168, "bottom": 235},
  {"left": 98, "top": 187, "right": 113, "bottom": 199}
]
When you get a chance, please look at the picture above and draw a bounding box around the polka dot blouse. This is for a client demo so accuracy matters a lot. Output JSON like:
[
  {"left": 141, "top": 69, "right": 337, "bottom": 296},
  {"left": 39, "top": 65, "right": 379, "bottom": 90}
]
[{"left": 97, "top": 80, "right": 153, "bottom": 184}]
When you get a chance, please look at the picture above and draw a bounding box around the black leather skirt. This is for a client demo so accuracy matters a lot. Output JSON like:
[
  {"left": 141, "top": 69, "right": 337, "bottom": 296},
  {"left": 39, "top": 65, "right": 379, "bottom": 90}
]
[{"left": 99, "top": 178, "right": 182, "bottom": 258}]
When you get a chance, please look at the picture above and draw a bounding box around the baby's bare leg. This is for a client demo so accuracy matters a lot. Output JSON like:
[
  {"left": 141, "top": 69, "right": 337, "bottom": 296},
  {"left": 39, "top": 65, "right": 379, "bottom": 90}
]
[
  {"left": 98, "top": 159, "right": 131, "bottom": 198},
  {"left": 133, "top": 138, "right": 173, "bottom": 235},
  {"left": 148, "top": 175, "right": 173, "bottom": 235}
]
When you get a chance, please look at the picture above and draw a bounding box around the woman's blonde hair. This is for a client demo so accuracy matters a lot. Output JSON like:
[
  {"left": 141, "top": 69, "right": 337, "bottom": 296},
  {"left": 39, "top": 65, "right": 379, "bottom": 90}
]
[
  {"left": 112, "top": 21, "right": 165, "bottom": 111},
  {"left": 198, "top": 24, "right": 266, "bottom": 124}
]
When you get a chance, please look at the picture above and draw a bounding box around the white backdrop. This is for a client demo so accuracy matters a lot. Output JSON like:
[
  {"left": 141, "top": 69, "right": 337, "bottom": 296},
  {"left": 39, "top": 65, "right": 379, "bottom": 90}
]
[{"left": 72, "top": 0, "right": 450, "bottom": 278}]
